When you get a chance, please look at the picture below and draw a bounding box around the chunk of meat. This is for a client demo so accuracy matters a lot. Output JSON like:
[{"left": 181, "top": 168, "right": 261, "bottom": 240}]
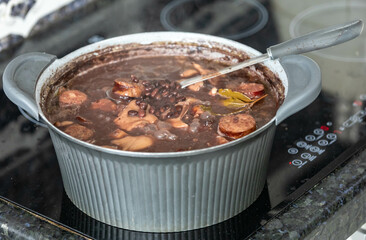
[
  {"left": 76, "top": 116, "right": 92, "bottom": 124},
  {"left": 113, "top": 78, "right": 144, "bottom": 98},
  {"left": 188, "top": 81, "right": 204, "bottom": 92},
  {"left": 64, "top": 124, "right": 93, "bottom": 141},
  {"left": 114, "top": 100, "right": 158, "bottom": 131},
  {"left": 218, "top": 114, "right": 256, "bottom": 139},
  {"left": 236, "top": 83, "right": 264, "bottom": 99},
  {"left": 109, "top": 129, "right": 128, "bottom": 139},
  {"left": 91, "top": 98, "right": 117, "bottom": 112},
  {"left": 166, "top": 118, "right": 188, "bottom": 130},
  {"left": 192, "top": 63, "right": 210, "bottom": 75},
  {"left": 209, "top": 87, "right": 217, "bottom": 96},
  {"left": 180, "top": 69, "right": 198, "bottom": 78},
  {"left": 59, "top": 90, "right": 88, "bottom": 108},
  {"left": 216, "top": 136, "right": 229, "bottom": 145},
  {"left": 111, "top": 136, "right": 154, "bottom": 151},
  {"left": 54, "top": 121, "right": 73, "bottom": 127},
  {"left": 192, "top": 105, "right": 204, "bottom": 118}
]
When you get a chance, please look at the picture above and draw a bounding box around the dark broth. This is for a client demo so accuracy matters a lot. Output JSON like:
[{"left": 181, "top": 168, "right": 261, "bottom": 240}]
[{"left": 44, "top": 55, "right": 281, "bottom": 152}]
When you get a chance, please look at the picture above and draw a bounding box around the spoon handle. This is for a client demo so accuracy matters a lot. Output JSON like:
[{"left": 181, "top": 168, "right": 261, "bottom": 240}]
[
  {"left": 180, "top": 53, "right": 269, "bottom": 88},
  {"left": 268, "top": 19, "right": 363, "bottom": 59},
  {"left": 180, "top": 20, "right": 363, "bottom": 88}
]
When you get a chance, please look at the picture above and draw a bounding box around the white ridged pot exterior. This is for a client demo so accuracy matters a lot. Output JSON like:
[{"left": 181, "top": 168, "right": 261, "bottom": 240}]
[
  {"left": 3, "top": 32, "right": 321, "bottom": 232},
  {"left": 50, "top": 124, "right": 275, "bottom": 232}
]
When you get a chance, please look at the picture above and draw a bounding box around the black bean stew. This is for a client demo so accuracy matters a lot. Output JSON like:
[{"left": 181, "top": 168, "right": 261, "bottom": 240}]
[{"left": 42, "top": 44, "right": 284, "bottom": 152}]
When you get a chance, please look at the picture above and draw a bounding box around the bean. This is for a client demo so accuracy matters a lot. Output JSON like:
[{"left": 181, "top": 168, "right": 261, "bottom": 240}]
[
  {"left": 176, "top": 96, "right": 186, "bottom": 102},
  {"left": 204, "top": 119, "right": 214, "bottom": 127},
  {"left": 163, "top": 105, "right": 170, "bottom": 111},
  {"left": 151, "top": 88, "right": 159, "bottom": 97},
  {"left": 166, "top": 112, "right": 174, "bottom": 119},
  {"left": 170, "top": 81, "right": 176, "bottom": 88},
  {"left": 131, "top": 75, "right": 139, "bottom": 83},
  {"left": 138, "top": 109, "right": 146, "bottom": 117},
  {"left": 128, "top": 110, "right": 138, "bottom": 116},
  {"left": 155, "top": 94, "right": 162, "bottom": 100},
  {"left": 140, "top": 102, "right": 148, "bottom": 110},
  {"left": 145, "top": 86, "right": 153, "bottom": 92},
  {"left": 149, "top": 107, "right": 155, "bottom": 114},
  {"left": 169, "top": 97, "right": 176, "bottom": 103},
  {"left": 175, "top": 105, "right": 182, "bottom": 112},
  {"left": 162, "top": 91, "right": 169, "bottom": 98}
]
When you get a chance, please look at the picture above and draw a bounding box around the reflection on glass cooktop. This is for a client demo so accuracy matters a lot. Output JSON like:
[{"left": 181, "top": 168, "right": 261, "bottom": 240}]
[{"left": 160, "top": 0, "right": 268, "bottom": 40}]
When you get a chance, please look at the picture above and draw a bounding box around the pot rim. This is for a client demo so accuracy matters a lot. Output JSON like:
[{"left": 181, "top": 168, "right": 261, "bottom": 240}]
[{"left": 35, "top": 31, "right": 288, "bottom": 158}]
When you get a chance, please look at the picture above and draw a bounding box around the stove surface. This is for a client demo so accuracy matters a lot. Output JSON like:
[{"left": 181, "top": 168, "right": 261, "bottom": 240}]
[{"left": 0, "top": 0, "right": 365, "bottom": 239}]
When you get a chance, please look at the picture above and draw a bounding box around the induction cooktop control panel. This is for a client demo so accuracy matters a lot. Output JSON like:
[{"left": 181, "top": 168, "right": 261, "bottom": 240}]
[{"left": 288, "top": 94, "right": 366, "bottom": 169}]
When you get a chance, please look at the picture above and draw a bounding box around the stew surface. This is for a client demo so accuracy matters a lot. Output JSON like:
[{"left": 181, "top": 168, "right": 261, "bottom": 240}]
[{"left": 44, "top": 55, "right": 281, "bottom": 152}]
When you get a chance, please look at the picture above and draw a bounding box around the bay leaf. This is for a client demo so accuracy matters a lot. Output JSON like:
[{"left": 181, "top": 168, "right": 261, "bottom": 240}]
[{"left": 218, "top": 89, "right": 252, "bottom": 103}]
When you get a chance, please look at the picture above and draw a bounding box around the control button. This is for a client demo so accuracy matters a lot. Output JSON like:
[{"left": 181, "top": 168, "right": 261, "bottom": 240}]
[
  {"left": 296, "top": 141, "right": 307, "bottom": 148},
  {"left": 301, "top": 153, "right": 316, "bottom": 161},
  {"left": 326, "top": 133, "right": 337, "bottom": 140},
  {"left": 314, "top": 128, "right": 324, "bottom": 135},
  {"left": 305, "top": 135, "right": 316, "bottom": 141},
  {"left": 288, "top": 148, "right": 299, "bottom": 154},
  {"left": 318, "top": 139, "right": 329, "bottom": 146},
  {"left": 310, "top": 146, "right": 320, "bottom": 153},
  {"left": 292, "top": 159, "right": 305, "bottom": 167}
]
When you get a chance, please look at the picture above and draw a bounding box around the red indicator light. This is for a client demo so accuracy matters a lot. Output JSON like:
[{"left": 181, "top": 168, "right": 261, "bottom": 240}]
[
  {"left": 321, "top": 126, "right": 329, "bottom": 131},
  {"left": 333, "top": 130, "right": 342, "bottom": 134},
  {"left": 289, "top": 162, "right": 292, "bottom": 164},
  {"left": 353, "top": 100, "right": 362, "bottom": 106}
]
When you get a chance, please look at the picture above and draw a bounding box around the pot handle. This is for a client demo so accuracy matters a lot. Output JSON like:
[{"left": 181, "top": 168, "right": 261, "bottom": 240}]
[
  {"left": 275, "top": 55, "right": 321, "bottom": 125},
  {"left": 2, "top": 52, "right": 57, "bottom": 122}
]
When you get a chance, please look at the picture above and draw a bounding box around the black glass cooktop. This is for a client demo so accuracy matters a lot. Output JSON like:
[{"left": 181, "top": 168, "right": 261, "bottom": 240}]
[{"left": 0, "top": 0, "right": 365, "bottom": 239}]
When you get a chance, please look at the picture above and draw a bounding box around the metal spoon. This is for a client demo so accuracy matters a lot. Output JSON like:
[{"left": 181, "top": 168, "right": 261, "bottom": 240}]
[{"left": 180, "top": 19, "right": 364, "bottom": 88}]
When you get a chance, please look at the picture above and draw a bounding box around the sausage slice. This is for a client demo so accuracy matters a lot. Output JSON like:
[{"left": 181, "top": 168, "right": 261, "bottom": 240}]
[
  {"left": 218, "top": 114, "right": 256, "bottom": 139},
  {"left": 236, "top": 83, "right": 264, "bottom": 99},
  {"left": 59, "top": 90, "right": 88, "bottom": 108},
  {"left": 91, "top": 98, "right": 117, "bottom": 112},
  {"left": 64, "top": 124, "right": 94, "bottom": 141}
]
